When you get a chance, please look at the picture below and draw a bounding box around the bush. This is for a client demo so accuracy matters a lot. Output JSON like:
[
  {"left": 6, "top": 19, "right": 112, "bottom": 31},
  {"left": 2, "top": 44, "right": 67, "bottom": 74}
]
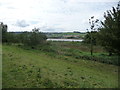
[{"left": 21, "top": 28, "right": 47, "bottom": 48}]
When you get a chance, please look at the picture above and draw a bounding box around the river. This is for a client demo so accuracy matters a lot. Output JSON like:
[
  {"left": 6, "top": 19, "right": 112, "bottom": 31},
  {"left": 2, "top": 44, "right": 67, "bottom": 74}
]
[{"left": 47, "top": 39, "right": 83, "bottom": 42}]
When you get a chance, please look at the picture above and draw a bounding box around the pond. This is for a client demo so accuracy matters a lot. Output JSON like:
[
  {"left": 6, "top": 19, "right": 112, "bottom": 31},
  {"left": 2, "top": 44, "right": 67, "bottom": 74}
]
[{"left": 47, "top": 39, "right": 83, "bottom": 42}]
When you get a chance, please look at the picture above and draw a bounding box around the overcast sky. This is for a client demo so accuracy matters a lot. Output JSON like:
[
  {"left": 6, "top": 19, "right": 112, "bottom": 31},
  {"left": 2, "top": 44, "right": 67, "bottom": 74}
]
[{"left": 0, "top": 0, "right": 119, "bottom": 32}]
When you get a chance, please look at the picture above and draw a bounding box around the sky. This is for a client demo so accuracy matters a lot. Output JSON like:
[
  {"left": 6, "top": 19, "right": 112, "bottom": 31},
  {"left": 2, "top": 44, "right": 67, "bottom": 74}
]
[{"left": 0, "top": 0, "right": 119, "bottom": 32}]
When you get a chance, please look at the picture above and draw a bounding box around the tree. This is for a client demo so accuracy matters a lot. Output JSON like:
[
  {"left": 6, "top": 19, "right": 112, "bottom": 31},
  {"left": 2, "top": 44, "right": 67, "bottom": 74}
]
[
  {"left": 83, "top": 16, "right": 99, "bottom": 55},
  {"left": 83, "top": 31, "right": 97, "bottom": 45},
  {"left": 97, "top": 3, "right": 120, "bottom": 55}
]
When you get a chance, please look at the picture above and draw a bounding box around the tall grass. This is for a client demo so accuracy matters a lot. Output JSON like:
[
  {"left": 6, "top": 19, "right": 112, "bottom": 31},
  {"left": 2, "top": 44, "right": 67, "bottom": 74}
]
[{"left": 43, "top": 41, "right": 119, "bottom": 66}]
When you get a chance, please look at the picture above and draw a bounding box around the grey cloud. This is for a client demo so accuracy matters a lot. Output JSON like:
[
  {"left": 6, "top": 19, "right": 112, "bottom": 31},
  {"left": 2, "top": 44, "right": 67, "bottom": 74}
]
[
  {"left": 7, "top": 6, "right": 16, "bottom": 9},
  {"left": 15, "top": 20, "right": 29, "bottom": 27},
  {"left": 40, "top": 25, "right": 65, "bottom": 32}
]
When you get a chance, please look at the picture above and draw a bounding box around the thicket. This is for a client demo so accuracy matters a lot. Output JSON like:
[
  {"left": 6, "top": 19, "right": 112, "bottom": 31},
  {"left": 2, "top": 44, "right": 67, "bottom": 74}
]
[{"left": 0, "top": 23, "right": 47, "bottom": 49}]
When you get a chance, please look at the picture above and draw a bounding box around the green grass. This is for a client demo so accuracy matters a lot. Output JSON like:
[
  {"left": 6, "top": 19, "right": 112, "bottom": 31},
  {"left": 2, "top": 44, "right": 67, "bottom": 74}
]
[{"left": 2, "top": 44, "right": 119, "bottom": 88}]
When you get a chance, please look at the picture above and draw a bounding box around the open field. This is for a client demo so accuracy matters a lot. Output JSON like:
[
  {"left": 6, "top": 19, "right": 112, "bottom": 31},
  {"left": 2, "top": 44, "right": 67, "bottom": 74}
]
[{"left": 2, "top": 44, "right": 119, "bottom": 88}]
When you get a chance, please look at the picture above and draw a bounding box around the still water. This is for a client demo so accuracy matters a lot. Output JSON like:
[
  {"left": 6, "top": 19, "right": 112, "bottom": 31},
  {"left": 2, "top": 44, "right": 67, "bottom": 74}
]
[{"left": 47, "top": 39, "right": 83, "bottom": 42}]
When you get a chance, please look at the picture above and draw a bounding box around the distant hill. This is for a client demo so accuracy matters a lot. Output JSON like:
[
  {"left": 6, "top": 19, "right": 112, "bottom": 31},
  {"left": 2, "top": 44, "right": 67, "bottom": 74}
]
[{"left": 11, "top": 31, "right": 86, "bottom": 39}]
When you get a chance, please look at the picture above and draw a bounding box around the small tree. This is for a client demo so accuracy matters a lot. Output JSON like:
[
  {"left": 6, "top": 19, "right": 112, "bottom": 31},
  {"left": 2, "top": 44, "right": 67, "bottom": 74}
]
[
  {"left": 83, "top": 31, "right": 97, "bottom": 45},
  {"left": 84, "top": 16, "right": 99, "bottom": 55}
]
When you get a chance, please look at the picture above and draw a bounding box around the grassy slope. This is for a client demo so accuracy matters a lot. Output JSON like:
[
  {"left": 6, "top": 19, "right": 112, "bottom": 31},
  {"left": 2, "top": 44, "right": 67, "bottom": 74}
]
[{"left": 2, "top": 45, "right": 118, "bottom": 88}]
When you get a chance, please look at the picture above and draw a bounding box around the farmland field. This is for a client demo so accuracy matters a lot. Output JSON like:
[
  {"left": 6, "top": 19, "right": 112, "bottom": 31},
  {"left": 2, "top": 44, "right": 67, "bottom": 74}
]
[{"left": 45, "top": 32, "right": 86, "bottom": 39}]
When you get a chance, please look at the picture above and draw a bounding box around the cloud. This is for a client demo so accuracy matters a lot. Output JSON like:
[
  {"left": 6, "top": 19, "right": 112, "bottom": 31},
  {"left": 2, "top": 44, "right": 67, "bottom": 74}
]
[
  {"left": 7, "top": 6, "right": 16, "bottom": 9},
  {"left": 0, "top": 0, "right": 119, "bottom": 32},
  {"left": 15, "top": 20, "right": 29, "bottom": 27},
  {"left": 39, "top": 25, "right": 66, "bottom": 32}
]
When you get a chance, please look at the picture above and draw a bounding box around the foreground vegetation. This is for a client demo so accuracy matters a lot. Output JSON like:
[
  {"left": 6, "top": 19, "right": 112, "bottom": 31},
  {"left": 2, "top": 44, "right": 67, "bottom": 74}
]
[{"left": 2, "top": 43, "right": 119, "bottom": 88}]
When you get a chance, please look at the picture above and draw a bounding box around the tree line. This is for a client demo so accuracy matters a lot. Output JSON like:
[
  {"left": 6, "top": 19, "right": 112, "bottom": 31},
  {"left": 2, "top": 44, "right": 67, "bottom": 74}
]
[{"left": 0, "top": 23, "right": 47, "bottom": 49}]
